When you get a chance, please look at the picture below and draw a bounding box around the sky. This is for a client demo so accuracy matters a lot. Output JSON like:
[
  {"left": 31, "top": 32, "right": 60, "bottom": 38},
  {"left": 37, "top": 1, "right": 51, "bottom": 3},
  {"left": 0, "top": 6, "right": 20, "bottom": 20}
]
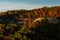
[{"left": 0, "top": 0, "right": 60, "bottom": 12}]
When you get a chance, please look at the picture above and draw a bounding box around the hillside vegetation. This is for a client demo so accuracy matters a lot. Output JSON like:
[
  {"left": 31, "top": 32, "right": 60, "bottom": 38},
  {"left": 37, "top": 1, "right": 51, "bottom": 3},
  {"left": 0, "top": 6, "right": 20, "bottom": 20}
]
[{"left": 0, "top": 6, "right": 60, "bottom": 40}]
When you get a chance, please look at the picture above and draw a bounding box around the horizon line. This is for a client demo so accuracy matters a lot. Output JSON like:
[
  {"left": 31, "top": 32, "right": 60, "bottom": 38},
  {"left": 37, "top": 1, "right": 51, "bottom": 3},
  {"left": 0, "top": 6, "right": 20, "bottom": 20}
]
[{"left": 0, "top": 5, "right": 59, "bottom": 12}]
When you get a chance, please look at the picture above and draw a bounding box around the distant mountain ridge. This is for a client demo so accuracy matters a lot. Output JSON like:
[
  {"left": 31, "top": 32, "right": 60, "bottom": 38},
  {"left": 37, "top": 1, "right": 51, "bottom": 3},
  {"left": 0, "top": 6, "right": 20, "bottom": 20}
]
[
  {"left": 0, "top": 6, "right": 60, "bottom": 28},
  {"left": 0, "top": 6, "right": 60, "bottom": 17}
]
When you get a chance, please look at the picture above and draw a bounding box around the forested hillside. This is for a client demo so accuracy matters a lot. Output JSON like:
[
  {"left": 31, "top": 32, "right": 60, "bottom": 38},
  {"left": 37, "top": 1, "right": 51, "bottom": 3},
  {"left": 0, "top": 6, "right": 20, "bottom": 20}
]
[{"left": 0, "top": 6, "right": 60, "bottom": 40}]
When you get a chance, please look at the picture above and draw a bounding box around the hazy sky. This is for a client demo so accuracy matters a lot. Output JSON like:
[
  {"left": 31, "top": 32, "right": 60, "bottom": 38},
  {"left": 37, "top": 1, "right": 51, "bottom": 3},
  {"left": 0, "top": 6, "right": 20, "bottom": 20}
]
[{"left": 0, "top": 0, "right": 60, "bottom": 12}]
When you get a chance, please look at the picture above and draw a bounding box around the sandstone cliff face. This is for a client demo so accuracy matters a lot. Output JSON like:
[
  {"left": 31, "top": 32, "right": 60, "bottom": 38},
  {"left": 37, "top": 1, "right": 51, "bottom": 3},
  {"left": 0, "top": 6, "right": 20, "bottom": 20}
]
[{"left": 0, "top": 6, "right": 60, "bottom": 28}]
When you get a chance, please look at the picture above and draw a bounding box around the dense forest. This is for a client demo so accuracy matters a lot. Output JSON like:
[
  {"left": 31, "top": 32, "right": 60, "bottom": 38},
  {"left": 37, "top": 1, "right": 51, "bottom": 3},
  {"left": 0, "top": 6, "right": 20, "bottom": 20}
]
[{"left": 0, "top": 6, "right": 60, "bottom": 40}]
